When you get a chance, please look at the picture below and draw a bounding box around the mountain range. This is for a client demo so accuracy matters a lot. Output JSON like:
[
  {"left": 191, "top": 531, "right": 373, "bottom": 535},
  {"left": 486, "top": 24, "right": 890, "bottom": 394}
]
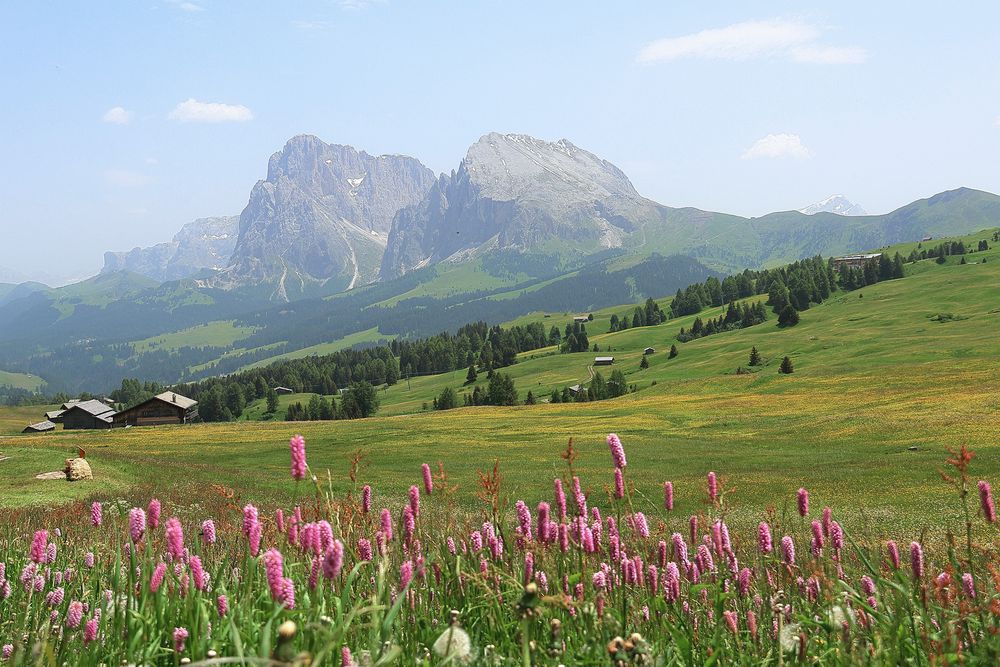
[
  {"left": 799, "top": 195, "right": 868, "bottom": 216},
  {"left": 1, "top": 131, "right": 999, "bottom": 393}
]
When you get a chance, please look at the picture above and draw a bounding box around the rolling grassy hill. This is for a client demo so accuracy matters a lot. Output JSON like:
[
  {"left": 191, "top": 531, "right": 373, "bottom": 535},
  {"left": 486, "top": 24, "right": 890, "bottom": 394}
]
[{"left": 2, "top": 228, "right": 996, "bottom": 538}]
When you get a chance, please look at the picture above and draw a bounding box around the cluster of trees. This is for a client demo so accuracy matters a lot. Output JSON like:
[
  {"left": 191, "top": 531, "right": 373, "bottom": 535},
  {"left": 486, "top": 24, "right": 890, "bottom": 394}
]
[
  {"left": 109, "top": 378, "right": 167, "bottom": 409},
  {"left": 670, "top": 273, "right": 759, "bottom": 317},
  {"left": 460, "top": 373, "right": 519, "bottom": 407},
  {"left": 608, "top": 299, "right": 667, "bottom": 332},
  {"left": 283, "top": 381, "right": 380, "bottom": 421},
  {"left": 677, "top": 301, "right": 769, "bottom": 342},
  {"left": 838, "top": 253, "right": 905, "bottom": 290},
  {"left": 549, "top": 369, "right": 630, "bottom": 403},
  {"left": 559, "top": 322, "right": 591, "bottom": 353},
  {"left": 907, "top": 240, "right": 974, "bottom": 263},
  {"left": 392, "top": 321, "right": 551, "bottom": 379}
]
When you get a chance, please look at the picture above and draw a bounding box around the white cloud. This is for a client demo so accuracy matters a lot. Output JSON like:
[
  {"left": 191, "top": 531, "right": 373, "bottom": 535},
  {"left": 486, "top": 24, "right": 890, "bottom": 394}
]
[
  {"left": 165, "top": 0, "right": 204, "bottom": 11},
  {"left": 167, "top": 98, "right": 253, "bottom": 123},
  {"left": 102, "top": 106, "right": 132, "bottom": 124},
  {"left": 638, "top": 18, "right": 866, "bottom": 65},
  {"left": 741, "top": 133, "right": 811, "bottom": 160},
  {"left": 103, "top": 169, "right": 148, "bottom": 187}
]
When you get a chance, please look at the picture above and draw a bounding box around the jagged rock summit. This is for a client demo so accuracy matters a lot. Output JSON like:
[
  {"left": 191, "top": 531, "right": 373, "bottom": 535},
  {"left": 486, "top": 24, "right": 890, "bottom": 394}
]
[
  {"left": 215, "top": 135, "right": 436, "bottom": 300},
  {"left": 102, "top": 216, "right": 239, "bottom": 282},
  {"left": 380, "top": 132, "right": 664, "bottom": 279}
]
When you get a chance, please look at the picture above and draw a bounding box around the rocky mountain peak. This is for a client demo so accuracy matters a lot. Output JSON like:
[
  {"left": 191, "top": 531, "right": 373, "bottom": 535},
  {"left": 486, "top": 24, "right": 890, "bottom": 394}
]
[{"left": 215, "top": 135, "right": 436, "bottom": 299}]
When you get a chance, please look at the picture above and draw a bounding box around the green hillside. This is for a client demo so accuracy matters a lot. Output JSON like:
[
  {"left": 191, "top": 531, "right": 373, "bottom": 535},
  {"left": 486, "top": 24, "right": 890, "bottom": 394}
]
[
  {"left": 2, "top": 230, "right": 998, "bottom": 534},
  {"left": 0, "top": 369, "right": 45, "bottom": 393}
]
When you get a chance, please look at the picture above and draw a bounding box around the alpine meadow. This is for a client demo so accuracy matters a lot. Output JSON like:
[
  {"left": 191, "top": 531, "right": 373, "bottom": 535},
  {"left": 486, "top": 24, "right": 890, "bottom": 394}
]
[{"left": 2, "top": 3, "right": 1000, "bottom": 665}]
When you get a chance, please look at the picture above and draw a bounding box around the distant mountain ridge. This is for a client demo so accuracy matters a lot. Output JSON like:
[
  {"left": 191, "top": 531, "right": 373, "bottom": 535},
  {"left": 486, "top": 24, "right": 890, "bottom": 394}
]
[
  {"left": 799, "top": 195, "right": 868, "bottom": 216},
  {"left": 102, "top": 216, "right": 239, "bottom": 282}
]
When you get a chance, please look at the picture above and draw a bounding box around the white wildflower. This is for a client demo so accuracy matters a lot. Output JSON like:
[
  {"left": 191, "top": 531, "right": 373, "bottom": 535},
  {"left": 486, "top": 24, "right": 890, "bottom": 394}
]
[
  {"left": 432, "top": 626, "right": 473, "bottom": 663},
  {"left": 779, "top": 622, "right": 801, "bottom": 653}
]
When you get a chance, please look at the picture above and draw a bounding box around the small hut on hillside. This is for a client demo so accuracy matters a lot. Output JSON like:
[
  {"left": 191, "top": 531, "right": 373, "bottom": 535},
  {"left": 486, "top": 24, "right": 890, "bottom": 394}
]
[
  {"left": 112, "top": 392, "right": 198, "bottom": 428},
  {"left": 61, "top": 400, "right": 115, "bottom": 430},
  {"left": 23, "top": 420, "right": 56, "bottom": 434}
]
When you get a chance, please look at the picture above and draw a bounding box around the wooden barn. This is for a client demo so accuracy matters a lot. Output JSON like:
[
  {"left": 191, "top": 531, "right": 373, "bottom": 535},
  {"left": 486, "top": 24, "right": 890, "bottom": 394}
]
[
  {"left": 44, "top": 409, "right": 66, "bottom": 423},
  {"left": 112, "top": 392, "right": 198, "bottom": 428},
  {"left": 643, "top": 347, "right": 655, "bottom": 355},
  {"left": 594, "top": 356, "right": 615, "bottom": 366},
  {"left": 273, "top": 386, "right": 294, "bottom": 395},
  {"left": 23, "top": 420, "right": 56, "bottom": 433},
  {"left": 61, "top": 400, "right": 115, "bottom": 430}
]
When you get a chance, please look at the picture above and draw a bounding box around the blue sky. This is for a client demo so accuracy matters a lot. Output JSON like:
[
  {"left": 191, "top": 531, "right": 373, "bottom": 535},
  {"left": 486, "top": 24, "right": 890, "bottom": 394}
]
[{"left": 1, "top": 1, "right": 998, "bottom": 283}]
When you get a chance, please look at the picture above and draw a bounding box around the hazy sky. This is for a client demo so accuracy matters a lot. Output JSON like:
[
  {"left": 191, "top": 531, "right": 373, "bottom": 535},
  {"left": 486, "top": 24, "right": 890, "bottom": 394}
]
[{"left": 2, "top": 1, "right": 999, "bottom": 284}]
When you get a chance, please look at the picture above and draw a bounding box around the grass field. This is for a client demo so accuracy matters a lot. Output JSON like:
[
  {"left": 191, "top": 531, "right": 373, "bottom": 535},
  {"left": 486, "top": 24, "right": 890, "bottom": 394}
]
[
  {"left": 130, "top": 320, "right": 258, "bottom": 353},
  {"left": 1, "top": 229, "right": 998, "bottom": 541},
  {"left": 0, "top": 369, "right": 45, "bottom": 393}
]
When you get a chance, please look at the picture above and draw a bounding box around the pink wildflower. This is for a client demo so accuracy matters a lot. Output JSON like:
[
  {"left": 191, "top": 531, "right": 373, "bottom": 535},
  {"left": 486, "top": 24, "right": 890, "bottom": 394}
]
[
  {"left": 358, "top": 538, "right": 373, "bottom": 561},
  {"left": 400, "top": 560, "right": 413, "bottom": 590},
  {"left": 632, "top": 512, "right": 650, "bottom": 539},
  {"left": 30, "top": 530, "right": 47, "bottom": 564},
  {"left": 84, "top": 615, "right": 99, "bottom": 645},
  {"left": 165, "top": 517, "right": 184, "bottom": 559},
  {"left": 361, "top": 485, "right": 372, "bottom": 514},
  {"left": 979, "top": 480, "right": 996, "bottom": 523},
  {"left": 887, "top": 540, "right": 900, "bottom": 569},
  {"left": 402, "top": 506, "right": 415, "bottom": 543},
  {"left": 380, "top": 509, "right": 393, "bottom": 541},
  {"left": 831, "top": 521, "right": 844, "bottom": 550},
  {"left": 150, "top": 562, "right": 167, "bottom": 593},
  {"left": 421, "top": 463, "right": 433, "bottom": 495},
  {"left": 758, "top": 522, "right": 774, "bottom": 554},
  {"left": 341, "top": 647, "right": 353, "bottom": 667},
  {"left": 249, "top": 521, "right": 262, "bottom": 557},
  {"left": 173, "top": 627, "right": 189, "bottom": 653},
  {"left": 408, "top": 485, "right": 420, "bottom": 517},
  {"left": 962, "top": 572, "right": 976, "bottom": 599},
  {"left": 217, "top": 594, "right": 229, "bottom": 616},
  {"left": 780, "top": 536, "right": 795, "bottom": 565},
  {"left": 515, "top": 501, "right": 532, "bottom": 541},
  {"left": 84, "top": 552, "right": 95, "bottom": 569},
  {"left": 554, "top": 478, "right": 567, "bottom": 519},
  {"left": 190, "top": 556, "right": 206, "bottom": 591},
  {"left": 797, "top": 488, "right": 809, "bottom": 517},
  {"left": 910, "top": 542, "right": 923, "bottom": 579},
  {"left": 242, "top": 504, "right": 258, "bottom": 537},
  {"left": 148, "top": 498, "right": 161, "bottom": 530},
  {"left": 201, "top": 519, "right": 216, "bottom": 545},
  {"left": 723, "top": 610, "right": 738, "bottom": 634},
  {"left": 90, "top": 502, "right": 102, "bottom": 527},
  {"left": 323, "top": 540, "right": 344, "bottom": 579},
  {"left": 289, "top": 434, "right": 307, "bottom": 481},
  {"left": 664, "top": 481, "right": 674, "bottom": 510},
  {"left": 281, "top": 578, "right": 295, "bottom": 609},
  {"left": 607, "top": 433, "right": 627, "bottom": 469},
  {"left": 707, "top": 472, "right": 718, "bottom": 503},
  {"left": 524, "top": 552, "right": 534, "bottom": 585},
  {"left": 275, "top": 509, "right": 285, "bottom": 533},
  {"left": 66, "top": 600, "right": 83, "bottom": 629},
  {"left": 127, "top": 507, "right": 146, "bottom": 543},
  {"left": 263, "top": 549, "right": 285, "bottom": 602}
]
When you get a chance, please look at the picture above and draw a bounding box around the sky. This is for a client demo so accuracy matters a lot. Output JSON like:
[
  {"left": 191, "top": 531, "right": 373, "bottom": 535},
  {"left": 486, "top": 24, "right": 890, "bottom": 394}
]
[{"left": 1, "top": 1, "right": 999, "bottom": 284}]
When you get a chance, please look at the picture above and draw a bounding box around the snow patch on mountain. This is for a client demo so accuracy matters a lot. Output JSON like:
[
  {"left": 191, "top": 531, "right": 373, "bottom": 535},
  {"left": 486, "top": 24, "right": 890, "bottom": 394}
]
[{"left": 799, "top": 195, "right": 867, "bottom": 216}]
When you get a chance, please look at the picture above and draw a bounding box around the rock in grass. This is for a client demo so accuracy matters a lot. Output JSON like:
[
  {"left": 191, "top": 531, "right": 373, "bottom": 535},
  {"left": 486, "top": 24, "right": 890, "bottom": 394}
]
[{"left": 64, "top": 458, "right": 93, "bottom": 481}]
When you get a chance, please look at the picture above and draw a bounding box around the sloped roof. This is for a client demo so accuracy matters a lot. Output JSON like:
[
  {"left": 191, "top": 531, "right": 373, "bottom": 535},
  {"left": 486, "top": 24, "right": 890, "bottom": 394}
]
[
  {"left": 45, "top": 410, "right": 65, "bottom": 420},
  {"left": 153, "top": 392, "right": 198, "bottom": 410},
  {"left": 24, "top": 420, "right": 56, "bottom": 432},
  {"left": 65, "top": 400, "right": 115, "bottom": 417}
]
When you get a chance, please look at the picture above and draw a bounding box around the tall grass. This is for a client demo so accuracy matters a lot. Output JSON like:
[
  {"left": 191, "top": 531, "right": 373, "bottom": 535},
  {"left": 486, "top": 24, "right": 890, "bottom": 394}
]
[{"left": 0, "top": 435, "right": 997, "bottom": 665}]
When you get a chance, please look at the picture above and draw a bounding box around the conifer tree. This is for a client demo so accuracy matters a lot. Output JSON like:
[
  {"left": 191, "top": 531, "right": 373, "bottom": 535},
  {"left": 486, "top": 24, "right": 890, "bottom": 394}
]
[
  {"left": 669, "top": 344, "right": 678, "bottom": 359},
  {"left": 749, "top": 346, "right": 761, "bottom": 366},
  {"left": 639, "top": 355, "right": 649, "bottom": 369},
  {"left": 779, "top": 356, "right": 794, "bottom": 374}
]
